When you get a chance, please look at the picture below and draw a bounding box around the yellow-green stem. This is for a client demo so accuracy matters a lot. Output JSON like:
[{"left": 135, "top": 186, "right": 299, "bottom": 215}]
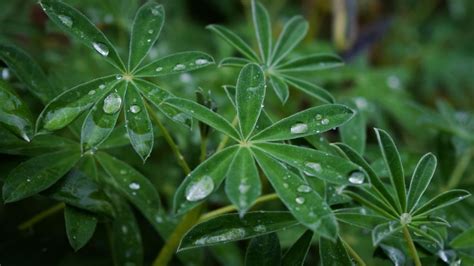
[
  {"left": 341, "top": 238, "right": 366, "bottom": 266},
  {"left": 146, "top": 103, "right": 191, "bottom": 174},
  {"left": 18, "top": 203, "right": 65, "bottom": 230},
  {"left": 402, "top": 226, "right": 422, "bottom": 266}
]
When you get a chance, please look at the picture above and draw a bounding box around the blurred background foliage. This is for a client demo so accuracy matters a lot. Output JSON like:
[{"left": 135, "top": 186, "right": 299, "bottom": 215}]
[{"left": 0, "top": 0, "right": 473, "bottom": 265}]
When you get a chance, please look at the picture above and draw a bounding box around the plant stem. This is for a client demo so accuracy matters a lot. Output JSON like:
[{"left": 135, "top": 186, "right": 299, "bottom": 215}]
[
  {"left": 199, "top": 193, "right": 279, "bottom": 222},
  {"left": 146, "top": 103, "right": 191, "bottom": 174},
  {"left": 341, "top": 238, "right": 366, "bottom": 266},
  {"left": 446, "top": 147, "right": 472, "bottom": 190},
  {"left": 18, "top": 202, "right": 65, "bottom": 230},
  {"left": 402, "top": 226, "right": 422, "bottom": 266}
]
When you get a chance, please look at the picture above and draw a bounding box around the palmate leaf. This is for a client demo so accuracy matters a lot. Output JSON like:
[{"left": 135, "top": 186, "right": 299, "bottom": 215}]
[
  {"left": 450, "top": 226, "right": 474, "bottom": 249},
  {"left": 339, "top": 99, "right": 366, "bottom": 155},
  {"left": 251, "top": 0, "right": 272, "bottom": 63},
  {"left": 280, "top": 75, "right": 335, "bottom": 104},
  {"left": 40, "top": 0, "right": 125, "bottom": 71},
  {"left": 207, "top": 25, "right": 260, "bottom": 62},
  {"left": 319, "top": 236, "right": 352, "bottom": 266},
  {"left": 270, "top": 16, "right": 308, "bottom": 66},
  {"left": 0, "top": 44, "right": 58, "bottom": 103},
  {"left": 178, "top": 212, "right": 299, "bottom": 251},
  {"left": 225, "top": 147, "right": 261, "bottom": 216},
  {"left": 276, "top": 53, "right": 344, "bottom": 73},
  {"left": 135, "top": 51, "right": 214, "bottom": 77},
  {"left": 251, "top": 104, "right": 354, "bottom": 142},
  {"left": 252, "top": 148, "right": 338, "bottom": 240},
  {"left": 219, "top": 57, "right": 252, "bottom": 68},
  {"left": 245, "top": 233, "right": 281, "bottom": 266},
  {"left": 0, "top": 80, "right": 34, "bottom": 142},
  {"left": 64, "top": 205, "right": 98, "bottom": 251},
  {"left": 236, "top": 63, "right": 265, "bottom": 138},
  {"left": 269, "top": 74, "right": 289, "bottom": 104},
  {"left": 2, "top": 149, "right": 81, "bottom": 202},
  {"left": 281, "top": 230, "right": 313, "bottom": 266},
  {"left": 406, "top": 153, "right": 437, "bottom": 212},
  {"left": 412, "top": 189, "right": 471, "bottom": 216},
  {"left": 128, "top": 1, "right": 165, "bottom": 70},
  {"left": 0, "top": 130, "right": 77, "bottom": 156},
  {"left": 173, "top": 146, "right": 238, "bottom": 215}
]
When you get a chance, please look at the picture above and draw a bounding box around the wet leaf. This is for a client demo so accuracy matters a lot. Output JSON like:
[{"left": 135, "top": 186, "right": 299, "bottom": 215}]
[
  {"left": 135, "top": 51, "right": 214, "bottom": 77},
  {"left": 251, "top": 0, "right": 272, "bottom": 63},
  {"left": 245, "top": 233, "right": 281, "bottom": 266},
  {"left": 281, "top": 230, "right": 313, "bottom": 266},
  {"left": 407, "top": 153, "right": 437, "bottom": 212},
  {"left": 281, "top": 75, "right": 334, "bottom": 103},
  {"left": 276, "top": 54, "right": 343, "bottom": 72},
  {"left": 269, "top": 74, "right": 289, "bottom": 104},
  {"left": 270, "top": 16, "right": 308, "bottom": 66},
  {"left": 64, "top": 205, "right": 98, "bottom": 251},
  {"left": 207, "top": 25, "right": 259, "bottom": 62},
  {"left": 319, "top": 236, "right": 352, "bottom": 266}
]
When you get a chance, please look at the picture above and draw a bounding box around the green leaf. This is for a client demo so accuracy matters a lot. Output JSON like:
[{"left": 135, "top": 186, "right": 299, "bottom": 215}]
[
  {"left": 319, "top": 236, "right": 352, "bottom": 265},
  {"left": 0, "top": 44, "right": 58, "bottom": 102},
  {"left": 375, "top": 128, "right": 406, "bottom": 212},
  {"left": 412, "top": 189, "right": 470, "bottom": 216},
  {"left": 335, "top": 209, "right": 386, "bottom": 229},
  {"left": 236, "top": 63, "right": 265, "bottom": 138},
  {"left": 135, "top": 51, "right": 214, "bottom": 77},
  {"left": 276, "top": 53, "right": 343, "bottom": 72},
  {"left": 207, "top": 24, "right": 260, "bottom": 62},
  {"left": 37, "top": 76, "right": 117, "bottom": 132},
  {"left": 339, "top": 100, "right": 366, "bottom": 154},
  {"left": 110, "top": 199, "right": 143, "bottom": 266},
  {"left": 245, "top": 233, "right": 281, "bottom": 266},
  {"left": 0, "top": 131, "right": 77, "bottom": 156},
  {"left": 0, "top": 80, "right": 34, "bottom": 142},
  {"left": 251, "top": 104, "right": 353, "bottom": 142},
  {"left": 173, "top": 146, "right": 238, "bottom": 215},
  {"left": 253, "top": 148, "right": 338, "bottom": 240},
  {"left": 81, "top": 81, "right": 126, "bottom": 151},
  {"left": 450, "top": 226, "right": 474, "bottom": 249},
  {"left": 251, "top": 0, "right": 272, "bottom": 63},
  {"left": 407, "top": 153, "right": 437, "bottom": 212},
  {"left": 409, "top": 225, "right": 443, "bottom": 248},
  {"left": 3, "top": 149, "right": 81, "bottom": 202},
  {"left": 372, "top": 222, "right": 402, "bottom": 246},
  {"left": 344, "top": 187, "right": 398, "bottom": 219},
  {"left": 128, "top": 1, "right": 165, "bottom": 70},
  {"left": 39, "top": 0, "right": 125, "bottom": 70},
  {"left": 281, "top": 230, "right": 313, "bottom": 266},
  {"left": 270, "top": 16, "right": 308, "bottom": 66},
  {"left": 45, "top": 167, "right": 115, "bottom": 216},
  {"left": 219, "top": 57, "right": 252, "bottom": 68},
  {"left": 269, "top": 74, "right": 289, "bottom": 104},
  {"left": 178, "top": 211, "right": 298, "bottom": 251},
  {"left": 225, "top": 147, "right": 261, "bottom": 216},
  {"left": 96, "top": 152, "right": 162, "bottom": 227},
  {"left": 281, "top": 75, "right": 334, "bottom": 103},
  {"left": 164, "top": 97, "right": 240, "bottom": 140},
  {"left": 125, "top": 83, "right": 153, "bottom": 161},
  {"left": 64, "top": 205, "right": 98, "bottom": 251},
  {"left": 254, "top": 143, "right": 360, "bottom": 184}
]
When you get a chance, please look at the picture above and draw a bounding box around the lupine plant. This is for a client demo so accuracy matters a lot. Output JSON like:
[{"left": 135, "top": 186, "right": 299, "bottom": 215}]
[{"left": 0, "top": 0, "right": 473, "bottom": 265}]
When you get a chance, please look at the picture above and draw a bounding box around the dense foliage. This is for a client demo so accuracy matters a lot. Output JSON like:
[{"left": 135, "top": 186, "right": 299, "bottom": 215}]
[{"left": 1, "top": 0, "right": 473, "bottom": 265}]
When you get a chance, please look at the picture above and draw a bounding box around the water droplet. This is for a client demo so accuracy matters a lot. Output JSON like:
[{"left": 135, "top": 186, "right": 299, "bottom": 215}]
[
  {"left": 180, "top": 73, "right": 192, "bottom": 83},
  {"left": 129, "top": 182, "right": 140, "bottom": 190},
  {"left": 151, "top": 6, "right": 162, "bottom": 16},
  {"left": 195, "top": 58, "right": 209, "bottom": 65},
  {"left": 115, "top": 74, "right": 123, "bottom": 80},
  {"left": 121, "top": 226, "right": 128, "bottom": 234},
  {"left": 1, "top": 68, "right": 10, "bottom": 80},
  {"left": 400, "top": 213, "right": 412, "bottom": 225},
  {"left": 315, "top": 114, "right": 322, "bottom": 120},
  {"left": 321, "top": 118, "right": 330, "bottom": 125},
  {"left": 348, "top": 171, "right": 365, "bottom": 184},
  {"left": 304, "top": 162, "right": 322, "bottom": 176},
  {"left": 58, "top": 14, "right": 73, "bottom": 28},
  {"left": 253, "top": 225, "right": 266, "bottom": 232},
  {"left": 283, "top": 183, "right": 289, "bottom": 188},
  {"left": 103, "top": 93, "right": 122, "bottom": 114},
  {"left": 355, "top": 97, "right": 368, "bottom": 109},
  {"left": 88, "top": 90, "right": 96, "bottom": 95},
  {"left": 148, "top": 29, "right": 154, "bottom": 34},
  {"left": 155, "top": 67, "right": 163, "bottom": 72},
  {"left": 239, "top": 180, "right": 250, "bottom": 194},
  {"left": 387, "top": 75, "right": 401, "bottom": 90},
  {"left": 297, "top": 185, "right": 312, "bottom": 193},
  {"left": 194, "top": 228, "right": 246, "bottom": 245},
  {"left": 290, "top": 123, "right": 308, "bottom": 134},
  {"left": 120, "top": 169, "right": 127, "bottom": 175},
  {"left": 99, "top": 84, "right": 106, "bottom": 90},
  {"left": 247, "top": 86, "right": 258, "bottom": 93},
  {"left": 130, "top": 105, "right": 141, "bottom": 114},
  {"left": 92, "top": 42, "right": 109, "bottom": 56},
  {"left": 26, "top": 178, "right": 31, "bottom": 182},
  {"left": 147, "top": 39, "right": 151, "bottom": 43},
  {"left": 295, "top": 197, "right": 305, "bottom": 204},
  {"left": 185, "top": 175, "right": 214, "bottom": 201},
  {"left": 173, "top": 64, "right": 186, "bottom": 71}
]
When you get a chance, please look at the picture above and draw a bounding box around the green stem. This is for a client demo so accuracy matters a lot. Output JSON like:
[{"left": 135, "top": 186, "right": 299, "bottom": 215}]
[
  {"left": 446, "top": 148, "right": 472, "bottom": 190},
  {"left": 146, "top": 103, "right": 191, "bottom": 174},
  {"left": 402, "top": 226, "right": 422, "bottom": 266},
  {"left": 341, "top": 238, "right": 366, "bottom": 266},
  {"left": 18, "top": 203, "right": 65, "bottom": 230}
]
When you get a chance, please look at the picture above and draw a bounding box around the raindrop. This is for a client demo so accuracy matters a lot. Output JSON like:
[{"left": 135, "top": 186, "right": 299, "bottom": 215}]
[
  {"left": 92, "top": 42, "right": 109, "bottom": 56},
  {"left": 295, "top": 197, "right": 305, "bottom": 204},
  {"left": 304, "top": 162, "right": 321, "bottom": 176},
  {"left": 185, "top": 175, "right": 214, "bottom": 201},
  {"left": 253, "top": 225, "right": 266, "bottom": 233},
  {"left": 247, "top": 86, "right": 258, "bottom": 93},
  {"left": 147, "top": 39, "right": 151, "bottom": 43},
  {"left": 120, "top": 169, "right": 127, "bottom": 175},
  {"left": 99, "top": 84, "right": 106, "bottom": 90},
  {"left": 103, "top": 93, "right": 122, "bottom": 114},
  {"left": 151, "top": 6, "right": 162, "bottom": 16},
  {"left": 58, "top": 14, "right": 73, "bottom": 28},
  {"left": 26, "top": 178, "right": 31, "bottom": 182},
  {"left": 290, "top": 123, "right": 308, "bottom": 134},
  {"left": 315, "top": 114, "right": 322, "bottom": 120},
  {"left": 387, "top": 75, "right": 401, "bottom": 90},
  {"left": 400, "top": 213, "right": 412, "bottom": 225},
  {"left": 129, "top": 182, "right": 140, "bottom": 190},
  {"left": 173, "top": 64, "right": 186, "bottom": 71},
  {"left": 355, "top": 97, "right": 368, "bottom": 109},
  {"left": 88, "top": 90, "right": 96, "bottom": 95},
  {"left": 130, "top": 105, "right": 141, "bottom": 114},
  {"left": 321, "top": 118, "right": 330, "bottom": 125},
  {"left": 297, "top": 184, "right": 312, "bottom": 193},
  {"left": 148, "top": 29, "right": 154, "bottom": 34},
  {"left": 195, "top": 58, "right": 209, "bottom": 65},
  {"left": 155, "top": 67, "right": 163, "bottom": 72},
  {"left": 1, "top": 68, "right": 10, "bottom": 80},
  {"left": 348, "top": 171, "right": 365, "bottom": 184}
]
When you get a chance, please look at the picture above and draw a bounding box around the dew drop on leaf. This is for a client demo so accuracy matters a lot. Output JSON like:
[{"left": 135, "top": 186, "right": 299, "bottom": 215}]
[
  {"left": 103, "top": 93, "right": 122, "bottom": 114},
  {"left": 304, "top": 162, "right": 321, "bottom": 176},
  {"left": 129, "top": 182, "right": 140, "bottom": 190},
  {"left": 115, "top": 74, "right": 123, "bottom": 80},
  {"left": 290, "top": 123, "right": 308, "bottom": 134},
  {"left": 173, "top": 64, "right": 186, "bottom": 71},
  {"left": 151, "top": 6, "right": 162, "bottom": 16},
  {"left": 130, "top": 105, "right": 141, "bottom": 114},
  {"left": 297, "top": 184, "right": 312, "bottom": 193},
  {"left": 58, "top": 14, "right": 73, "bottom": 28},
  {"left": 295, "top": 197, "right": 305, "bottom": 204},
  {"left": 88, "top": 90, "right": 96, "bottom": 95},
  {"left": 195, "top": 58, "right": 209, "bottom": 65},
  {"left": 348, "top": 171, "right": 365, "bottom": 184},
  {"left": 155, "top": 67, "right": 163, "bottom": 72},
  {"left": 315, "top": 114, "right": 322, "bottom": 120},
  {"left": 321, "top": 118, "right": 329, "bottom": 125},
  {"left": 148, "top": 29, "right": 154, "bottom": 34},
  {"left": 92, "top": 42, "right": 109, "bottom": 56},
  {"left": 399, "top": 213, "right": 412, "bottom": 225},
  {"left": 253, "top": 225, "right": 266, "bottom": 232},
  {"left": 185, "top": 175, "right": 214, "bottom": 201},
  {"left": 98, "top": 84, "right": 106, "bottom": 90},
  {"left": 2, "top": 68, "right": 10, "bottom": 80}
]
